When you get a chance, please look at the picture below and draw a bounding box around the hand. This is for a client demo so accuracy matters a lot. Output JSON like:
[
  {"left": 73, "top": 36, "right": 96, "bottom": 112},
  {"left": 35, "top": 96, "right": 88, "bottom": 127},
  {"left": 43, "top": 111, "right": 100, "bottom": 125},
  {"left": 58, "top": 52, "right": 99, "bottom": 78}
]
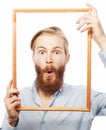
[
  {"left": 76, "top": 3, "right": 106, "bottom": 50},
  {"left": 4, "top": 80, "right": 21, "bottom": 127}
]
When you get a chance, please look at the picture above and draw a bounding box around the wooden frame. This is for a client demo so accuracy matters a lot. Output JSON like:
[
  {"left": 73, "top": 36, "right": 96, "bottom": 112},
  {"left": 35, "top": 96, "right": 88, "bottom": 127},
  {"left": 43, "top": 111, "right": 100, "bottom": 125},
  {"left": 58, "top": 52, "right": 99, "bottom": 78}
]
[{"left": 12, "top": 8, "right": 92, "bottom": 111}]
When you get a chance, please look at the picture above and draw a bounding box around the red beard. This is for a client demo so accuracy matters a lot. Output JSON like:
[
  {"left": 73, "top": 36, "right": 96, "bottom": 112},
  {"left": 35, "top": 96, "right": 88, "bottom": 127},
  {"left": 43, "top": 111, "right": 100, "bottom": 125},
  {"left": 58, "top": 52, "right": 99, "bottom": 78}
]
[{"left": 35, "top": 64, "right": 65, "bottom": 96}]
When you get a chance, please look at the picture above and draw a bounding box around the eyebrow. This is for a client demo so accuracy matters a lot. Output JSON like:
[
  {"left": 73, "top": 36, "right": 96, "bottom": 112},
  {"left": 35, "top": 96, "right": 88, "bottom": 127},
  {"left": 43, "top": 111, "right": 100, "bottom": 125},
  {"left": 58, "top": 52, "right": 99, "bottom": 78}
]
[
  {"left": 36, "top": 46, "right": 63, "bottom": 50},
  {"left": 36, "top": 46, "right": 46, "bottom": 50}
]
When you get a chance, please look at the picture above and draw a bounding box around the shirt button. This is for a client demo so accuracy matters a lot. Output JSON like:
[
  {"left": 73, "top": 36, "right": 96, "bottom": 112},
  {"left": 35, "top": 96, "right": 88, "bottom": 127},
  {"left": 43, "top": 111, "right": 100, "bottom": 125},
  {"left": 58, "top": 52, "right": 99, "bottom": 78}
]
[{"left": 42, "top": 121, "right": 44, "bottom": 124}]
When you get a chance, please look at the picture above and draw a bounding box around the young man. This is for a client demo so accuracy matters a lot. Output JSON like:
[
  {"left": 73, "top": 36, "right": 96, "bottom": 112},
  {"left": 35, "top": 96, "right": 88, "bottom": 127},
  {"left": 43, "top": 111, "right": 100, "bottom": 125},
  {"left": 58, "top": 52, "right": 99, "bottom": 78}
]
[{"left": 2, "top": 3, "right": 106, "bottom": 130}]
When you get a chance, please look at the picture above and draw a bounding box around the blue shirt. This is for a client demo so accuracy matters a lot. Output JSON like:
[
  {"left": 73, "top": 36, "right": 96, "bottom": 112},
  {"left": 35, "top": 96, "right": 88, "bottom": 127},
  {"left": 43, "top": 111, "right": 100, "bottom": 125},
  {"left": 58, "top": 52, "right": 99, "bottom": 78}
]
[{"left": 1, "top": 51, "right": 106, "bottom": 130}]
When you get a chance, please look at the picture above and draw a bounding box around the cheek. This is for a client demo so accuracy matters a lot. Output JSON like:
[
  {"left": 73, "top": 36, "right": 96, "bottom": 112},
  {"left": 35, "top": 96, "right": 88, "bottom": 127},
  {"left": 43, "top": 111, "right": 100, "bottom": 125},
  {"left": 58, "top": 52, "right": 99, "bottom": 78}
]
[
  {"left": 33, "top": 56, "right": 46, "bottom": 68},
  {"left": 36, "top": 61, "right": 45, "bottom": 69},
  {"left": 53, "top": 57, "right": 66, "bottom": 67}
]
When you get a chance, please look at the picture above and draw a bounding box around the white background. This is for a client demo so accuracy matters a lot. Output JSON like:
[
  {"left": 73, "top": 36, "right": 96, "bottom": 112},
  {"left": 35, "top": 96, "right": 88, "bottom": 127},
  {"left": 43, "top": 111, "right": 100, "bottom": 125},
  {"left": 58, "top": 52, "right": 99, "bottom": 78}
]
[{"left": 0, "top": 0, "right": 106, "bottom": 129}]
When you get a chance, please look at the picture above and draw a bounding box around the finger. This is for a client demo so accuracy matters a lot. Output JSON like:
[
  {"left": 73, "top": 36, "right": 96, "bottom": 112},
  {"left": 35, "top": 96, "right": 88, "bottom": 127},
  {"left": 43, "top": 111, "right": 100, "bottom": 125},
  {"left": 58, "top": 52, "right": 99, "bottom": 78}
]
[
  {"left": 79, "top": 24, "right": 93, "bottom": 33},
  {"left": 4, "top": 97, "right": 21, "bottom": 112},
  {"left": 6, "top": 96, "right": 21, "bottom": 105},
  {"left": 5, "top": 80, "right": 13, "bottom": 98},
  {"left": 5, "top": 85, "right": 20, "bottom": 98},
  {"left": 86, "top": 3, "right": 97, "bottom": 17},
  {"left": 7, "top": 80, "right": 13, "bottom": 90},
  {"left": 76, "top": 4, "right": 97, "bottom": 24},
  {"left": 76, "top": 14, "right": 91, "bottom": 24},
  {"left": 76, "top": 13, "right": 96, "bottom": 24},
  {"left": 76, "top": 14, "right": 86, "bottom": 24},
  {"left": 86, "top": 3, "right": 96, "bottom": 11},
  {"left": 10, "top": 102, "right": 21, "bottom": 113},
  {"left": 77, "top": 19, "right": 96, "bottom": 31},
  {"left": 4, "top": 95, "right": 21, "bottom": 106},
  {"left": 9, "top": 88, "right": 20, "bottom": 97},
  {"left": 6, "top": 100, "right": 21, "bottom": 111}
]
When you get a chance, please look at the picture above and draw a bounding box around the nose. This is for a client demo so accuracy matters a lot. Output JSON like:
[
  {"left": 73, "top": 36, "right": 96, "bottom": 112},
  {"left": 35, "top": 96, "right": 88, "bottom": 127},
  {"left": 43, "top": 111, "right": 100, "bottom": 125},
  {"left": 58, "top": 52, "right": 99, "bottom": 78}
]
[{"left": 46, "top": 53, "right": 53, "bottom": 64}]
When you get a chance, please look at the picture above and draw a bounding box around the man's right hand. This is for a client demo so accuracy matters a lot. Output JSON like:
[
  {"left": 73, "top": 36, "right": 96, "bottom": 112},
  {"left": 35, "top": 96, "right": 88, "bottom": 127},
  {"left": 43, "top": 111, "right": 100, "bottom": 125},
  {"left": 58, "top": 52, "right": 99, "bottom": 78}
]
[{"left": 4, "top": 80, "right": 21, "bottom": 127}]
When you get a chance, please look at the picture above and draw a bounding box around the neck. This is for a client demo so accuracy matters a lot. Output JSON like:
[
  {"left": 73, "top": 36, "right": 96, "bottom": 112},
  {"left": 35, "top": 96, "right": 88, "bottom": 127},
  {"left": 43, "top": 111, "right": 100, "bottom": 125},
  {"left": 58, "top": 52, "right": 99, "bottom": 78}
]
[{"left": 38, "top": 89, "right": 51, "bottom": 106}]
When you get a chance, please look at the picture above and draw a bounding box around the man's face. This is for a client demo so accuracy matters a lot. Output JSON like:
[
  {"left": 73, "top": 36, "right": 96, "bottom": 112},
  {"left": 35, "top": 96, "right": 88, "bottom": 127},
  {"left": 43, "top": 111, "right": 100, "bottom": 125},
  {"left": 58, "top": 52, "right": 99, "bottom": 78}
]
[{"left": 32, "top": 34, "right": 70, "bottom": 95}]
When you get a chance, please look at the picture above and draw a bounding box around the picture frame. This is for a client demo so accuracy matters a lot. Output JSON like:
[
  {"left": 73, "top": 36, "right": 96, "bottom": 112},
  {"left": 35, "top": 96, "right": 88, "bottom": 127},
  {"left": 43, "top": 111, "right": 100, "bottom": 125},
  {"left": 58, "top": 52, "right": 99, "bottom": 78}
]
[{"left": 12, "top": 8, "right": 92, "bottom": 111}]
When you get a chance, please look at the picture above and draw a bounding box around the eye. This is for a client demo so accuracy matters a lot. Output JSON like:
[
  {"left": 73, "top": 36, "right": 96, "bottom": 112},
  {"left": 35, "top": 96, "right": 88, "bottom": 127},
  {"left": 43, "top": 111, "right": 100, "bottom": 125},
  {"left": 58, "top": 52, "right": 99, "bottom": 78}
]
[
  {"left": 55, "top": 51, "right": 59, "bottom": 54},
  {"left": 54, "top": 50, "right": 61, "bottom": 55},
  {"left": 39, "top": 50, "right": 46, "bottom": 55}
]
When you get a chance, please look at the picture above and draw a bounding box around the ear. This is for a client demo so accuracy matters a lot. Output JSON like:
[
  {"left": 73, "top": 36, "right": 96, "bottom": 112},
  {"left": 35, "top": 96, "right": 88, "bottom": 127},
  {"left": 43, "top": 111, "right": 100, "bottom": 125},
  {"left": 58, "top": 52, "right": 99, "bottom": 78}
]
[
  {"left": 32, "top": 53, "right": 35, "bottom": 63},
  {"left": 65, "top": 54, "right": 70, "bottom": 64}
]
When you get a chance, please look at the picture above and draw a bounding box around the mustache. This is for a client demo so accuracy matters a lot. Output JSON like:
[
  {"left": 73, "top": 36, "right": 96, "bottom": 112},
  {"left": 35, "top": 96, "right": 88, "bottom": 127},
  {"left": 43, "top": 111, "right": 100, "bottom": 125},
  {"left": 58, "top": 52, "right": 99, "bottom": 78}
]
[
  {"left": 35, "top": 64, "right": 55, "bottom": 74},
  {"left": 35, "top": 64, "right": 64, "bottom": 79},
  {"left": 42, "top": 65, "right": 56, "bottom": 73}
]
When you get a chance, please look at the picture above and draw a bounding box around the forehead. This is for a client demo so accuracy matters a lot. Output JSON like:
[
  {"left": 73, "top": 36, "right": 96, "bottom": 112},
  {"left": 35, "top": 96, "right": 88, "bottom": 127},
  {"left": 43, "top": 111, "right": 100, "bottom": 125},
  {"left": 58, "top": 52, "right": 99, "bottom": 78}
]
[{"left": 34, "top": 34, "right": 65, "bottom": 49}]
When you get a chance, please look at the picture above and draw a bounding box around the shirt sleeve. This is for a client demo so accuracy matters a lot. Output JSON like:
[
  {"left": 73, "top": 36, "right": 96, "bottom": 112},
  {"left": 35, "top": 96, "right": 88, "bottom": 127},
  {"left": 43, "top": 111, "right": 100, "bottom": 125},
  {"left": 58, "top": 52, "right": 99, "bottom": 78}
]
[
  {"left": 91, "top": 90, "right": 106, "bottom": 116},
  {"left": 1, "top": 119, "right": 17, "bottom": 130},
  {"left": 99, "top": 50, "right": 106, "bottom": 68}
]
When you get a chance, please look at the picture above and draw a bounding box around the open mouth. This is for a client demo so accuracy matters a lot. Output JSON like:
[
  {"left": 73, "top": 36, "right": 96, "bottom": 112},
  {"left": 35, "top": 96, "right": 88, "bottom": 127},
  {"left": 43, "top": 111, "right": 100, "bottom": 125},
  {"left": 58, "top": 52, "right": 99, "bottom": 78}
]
[
  {"left": 46, "top": 70, "right": 54, "bottom": 76},
  {"left": 43, "top": 66, "right": 56, "bottom": 79},
  {"left": 47, "top": 70, "right": 53, "bottom": 74},
  {"left": 43, "top": 69, "right": 55, "bottom": 79}
]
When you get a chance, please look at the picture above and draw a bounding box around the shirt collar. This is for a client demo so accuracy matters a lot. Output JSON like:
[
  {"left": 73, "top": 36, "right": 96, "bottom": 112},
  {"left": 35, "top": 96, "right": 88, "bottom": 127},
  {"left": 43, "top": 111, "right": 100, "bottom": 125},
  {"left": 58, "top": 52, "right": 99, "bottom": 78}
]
[{"left": 31, "top": 81, "right": 64, "bottom": 100}]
